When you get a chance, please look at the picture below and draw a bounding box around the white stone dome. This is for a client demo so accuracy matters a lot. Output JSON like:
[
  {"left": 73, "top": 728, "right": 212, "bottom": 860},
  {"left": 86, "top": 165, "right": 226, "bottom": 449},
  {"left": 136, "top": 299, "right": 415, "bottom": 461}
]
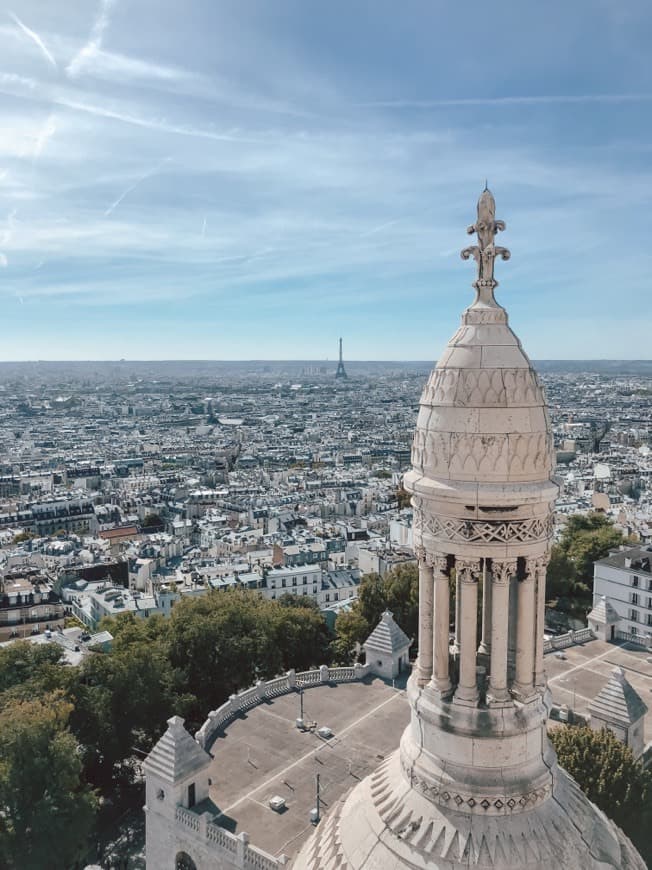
[{"left": 294, "top": 189, "right": 646, "bottom": 870}]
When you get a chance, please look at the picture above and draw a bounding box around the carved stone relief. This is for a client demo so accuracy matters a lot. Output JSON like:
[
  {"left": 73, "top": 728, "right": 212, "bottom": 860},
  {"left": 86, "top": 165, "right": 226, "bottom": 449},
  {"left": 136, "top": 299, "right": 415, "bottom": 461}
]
[
  {"left": 413, "top": 510, "right": 553, "bottom": 545},
  {"left": 411, "top": 429, "right": 553, "bottom": 478}
]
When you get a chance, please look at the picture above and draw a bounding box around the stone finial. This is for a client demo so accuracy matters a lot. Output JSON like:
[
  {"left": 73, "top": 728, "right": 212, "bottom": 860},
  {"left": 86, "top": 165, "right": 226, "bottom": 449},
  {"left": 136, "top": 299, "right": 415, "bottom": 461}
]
[{"left": 460, "top": 187, "right": 511, "bottom": 303}]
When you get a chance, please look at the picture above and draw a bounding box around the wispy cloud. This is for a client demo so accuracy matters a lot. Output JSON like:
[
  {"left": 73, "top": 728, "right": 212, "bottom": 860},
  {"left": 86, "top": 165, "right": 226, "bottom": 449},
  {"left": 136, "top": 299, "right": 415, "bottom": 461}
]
[
  {"left": 361, "top": 93, "right": 652, "bottom": 109},
  {"left": 8, "top": 12, "right": 57, "bottom": 70},
  {"left": 32, "top": 113, "right": 57, "bottom": 161},
  {"left": 104, "top": 158, "right": 170, "bottom": 217},
  {"left": 66, "top": 0, "right": 116, "bottom": 79}
]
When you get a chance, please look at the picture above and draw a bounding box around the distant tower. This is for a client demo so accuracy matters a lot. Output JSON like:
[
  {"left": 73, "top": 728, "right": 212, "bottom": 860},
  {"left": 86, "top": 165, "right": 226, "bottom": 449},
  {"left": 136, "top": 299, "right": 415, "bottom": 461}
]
[
  {"left": 335, "top": 337, "right": 348, "bottom": 379},
  {"left": 294, "top": 189, "right": 646, "bottom": 870}
]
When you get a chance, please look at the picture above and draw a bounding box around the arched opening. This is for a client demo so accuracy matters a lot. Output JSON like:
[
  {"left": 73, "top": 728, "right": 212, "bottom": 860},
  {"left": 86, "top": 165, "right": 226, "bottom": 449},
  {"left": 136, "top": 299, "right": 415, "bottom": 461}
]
[{"left": 175, "top": 852, "right": 198, "bottom": 870}]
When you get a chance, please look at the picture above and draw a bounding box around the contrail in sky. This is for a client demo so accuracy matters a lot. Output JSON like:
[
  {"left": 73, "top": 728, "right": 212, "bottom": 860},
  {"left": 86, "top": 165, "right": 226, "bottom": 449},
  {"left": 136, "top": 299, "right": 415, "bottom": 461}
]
[
  {"left": 8, "top": 11, "right": 57, "bottom": 69},
  {"left": 361, "top": 94, "right": 652, "bottom": 109},
  {"left": 67, "top": 0, "right": 116, "bottom": 78},
  {"left": 104, "top": 159, "right": 170, "bottom": 217}
]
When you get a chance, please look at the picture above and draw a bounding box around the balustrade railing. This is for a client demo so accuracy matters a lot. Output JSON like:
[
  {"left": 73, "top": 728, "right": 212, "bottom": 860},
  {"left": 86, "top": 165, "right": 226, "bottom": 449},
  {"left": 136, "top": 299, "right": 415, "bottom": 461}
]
[{"left": 195, "top": 663, "right": 371, "bottom": 748}]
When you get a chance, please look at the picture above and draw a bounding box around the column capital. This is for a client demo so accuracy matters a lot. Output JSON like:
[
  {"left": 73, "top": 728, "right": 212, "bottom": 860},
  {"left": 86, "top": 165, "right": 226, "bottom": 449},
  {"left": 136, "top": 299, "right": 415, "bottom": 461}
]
[
  {"left": 525, "top": 554, "right": 550, "bottom": 577},
  {"left": 414, "top": 544, "right": 427, "bottom": 563},
  {"left": 457, "top": 558, "right": 482, "bottom": 583},
  {"left": 428, "top": 553, "right": 449, "bottom": 573},
  {"left": 492, "top": 559, "right": 517, "bottom": 585}
]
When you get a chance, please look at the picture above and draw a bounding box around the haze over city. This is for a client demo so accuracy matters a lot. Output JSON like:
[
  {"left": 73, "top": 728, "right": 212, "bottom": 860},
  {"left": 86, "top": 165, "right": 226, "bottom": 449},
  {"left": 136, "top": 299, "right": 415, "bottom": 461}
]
[{"left": 1, "top": 0, "right": 652, "bottom": 360}]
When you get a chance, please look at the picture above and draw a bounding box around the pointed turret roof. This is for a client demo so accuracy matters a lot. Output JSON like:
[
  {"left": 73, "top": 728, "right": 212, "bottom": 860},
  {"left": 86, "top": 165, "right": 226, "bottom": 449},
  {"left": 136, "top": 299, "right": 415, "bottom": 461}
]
[
  {"left": 143, "top": 715, "right": 211, "bottom": 784},
  {"left": 589, "top": 667, "right": 648, "bottom": 727},
  {"left": 587, "top": 596, "right": 620, "bottom": 625},
  {"left": 364, "top": 610, "right": 411, "bottom": 655}
]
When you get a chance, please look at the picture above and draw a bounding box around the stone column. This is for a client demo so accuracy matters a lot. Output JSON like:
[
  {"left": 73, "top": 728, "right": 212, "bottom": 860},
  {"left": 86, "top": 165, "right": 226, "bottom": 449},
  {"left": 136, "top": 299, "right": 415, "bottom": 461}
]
[
  {"left": 478, "top": 559, "right": 492, "bottom": 655},
  {"left": 417, "top": 550, "right": 434, "bottom": 686},
  {"left": 513, "top": 566, "right": 537, "bottom": 698},
  {"left": 432, "top": 554, "right": 451, "bottom": 694},
  {"left": 533, "top": 555, "right": 549, "bottom": 688},
  {"left": 487, "top": 560, "right": 516, "bottom": 704},
  {"left": 453, "top": 571, "right": 462, "bottom": 654},
  {"left": 454, "top": 559, "right": 481, "bottom": 705}
]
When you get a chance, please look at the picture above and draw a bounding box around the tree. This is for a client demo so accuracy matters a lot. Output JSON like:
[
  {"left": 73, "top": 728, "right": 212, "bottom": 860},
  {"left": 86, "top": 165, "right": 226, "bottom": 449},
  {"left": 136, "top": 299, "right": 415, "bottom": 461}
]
[
  {"left": 545, "top": 544, "right": 578, "bottom": 602},
  {"left": 0, "top": 693, "right": 97, "bottom": 870},
  {"left": 142, "top": 513, "right": 163, "bottom": 528},
  {"left": 332, "top": 608, "right": 370, "bottom": 663},
  {"left": 558, "top": 513, "right": 629, "bottom": 586},
  {"left": 550, "top": 725, "right": 652, "bottom": 859},
  {"left": 333, "top": 564, "right": 419, "bottom": 664}
]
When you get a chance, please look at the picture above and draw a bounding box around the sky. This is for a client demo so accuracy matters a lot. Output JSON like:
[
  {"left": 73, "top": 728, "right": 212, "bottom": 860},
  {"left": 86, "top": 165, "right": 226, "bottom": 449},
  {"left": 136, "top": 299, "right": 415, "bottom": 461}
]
[{"left": 1, "top": 0, "right": 651, "bottom": 361}]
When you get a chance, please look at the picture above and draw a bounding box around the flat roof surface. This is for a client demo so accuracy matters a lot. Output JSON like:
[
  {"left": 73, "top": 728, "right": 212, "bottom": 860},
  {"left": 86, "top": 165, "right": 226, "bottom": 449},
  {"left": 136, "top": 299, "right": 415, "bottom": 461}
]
[
  {"left": 199, "top": 639, "right": 652, "bottom": 865},
  {"left": 207, "top": 677, "right": 410, "bottom": 863},
  {"left": 545, "top": 638, "right": 652, "bottom": 740}
]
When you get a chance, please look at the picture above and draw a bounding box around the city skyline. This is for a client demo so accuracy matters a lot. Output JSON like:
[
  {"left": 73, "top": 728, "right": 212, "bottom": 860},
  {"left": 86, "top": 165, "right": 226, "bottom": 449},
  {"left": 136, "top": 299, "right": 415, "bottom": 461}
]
[{"left": 1, "top": 1, "right": 652, "bottom": 360}]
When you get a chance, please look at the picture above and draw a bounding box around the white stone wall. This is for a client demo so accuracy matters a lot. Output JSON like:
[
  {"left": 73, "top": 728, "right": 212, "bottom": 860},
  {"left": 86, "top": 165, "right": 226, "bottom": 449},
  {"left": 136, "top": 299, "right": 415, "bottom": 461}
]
[{"left": 594, "top": 563, "right": 652, "bottom": 638}]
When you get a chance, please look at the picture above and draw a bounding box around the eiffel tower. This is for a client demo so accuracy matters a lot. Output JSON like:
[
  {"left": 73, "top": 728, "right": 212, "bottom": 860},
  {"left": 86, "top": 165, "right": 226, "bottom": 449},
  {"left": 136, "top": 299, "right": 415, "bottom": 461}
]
[{"left": 335, "top": 337, "right": 347, "bottom": 379}]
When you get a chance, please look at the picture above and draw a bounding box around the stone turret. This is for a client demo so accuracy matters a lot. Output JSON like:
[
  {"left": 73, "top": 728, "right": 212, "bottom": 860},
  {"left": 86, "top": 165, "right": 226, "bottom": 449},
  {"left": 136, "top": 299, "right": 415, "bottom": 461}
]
[
  {"left": 363, "top": 609, "right": 411, "bottom": 680},
  {"left": 293, "top": 189, "right": 646, "bottom": 869},
  {"left": 590, "top": 667, "right": 648, "bottom": 759}
]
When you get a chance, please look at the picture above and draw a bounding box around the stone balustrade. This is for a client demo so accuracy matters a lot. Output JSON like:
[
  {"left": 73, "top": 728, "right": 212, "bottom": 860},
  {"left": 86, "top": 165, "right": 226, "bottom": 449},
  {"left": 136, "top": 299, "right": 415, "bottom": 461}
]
[
  {"left": 195, "top": 662, "right": 371, "bottom": 749},
  {"left": 176, "top": 807, "right": 286, "bottom": 868},
  {"left": 542, "top": 627, "right": 594, "bottom": 654}
]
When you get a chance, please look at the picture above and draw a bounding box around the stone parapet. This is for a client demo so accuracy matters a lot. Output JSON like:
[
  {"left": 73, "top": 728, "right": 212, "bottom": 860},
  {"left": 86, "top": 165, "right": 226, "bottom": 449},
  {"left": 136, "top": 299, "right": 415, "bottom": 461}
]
[{"left": 195, "top": 664, "right": 371, "bottom": 749}]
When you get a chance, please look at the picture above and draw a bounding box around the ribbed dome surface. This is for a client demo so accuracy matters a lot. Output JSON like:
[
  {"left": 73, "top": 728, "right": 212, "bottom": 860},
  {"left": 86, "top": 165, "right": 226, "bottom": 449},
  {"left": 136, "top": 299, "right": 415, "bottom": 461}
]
[{"left": 410, "top": 306, "right": 555, "bottom": 487}]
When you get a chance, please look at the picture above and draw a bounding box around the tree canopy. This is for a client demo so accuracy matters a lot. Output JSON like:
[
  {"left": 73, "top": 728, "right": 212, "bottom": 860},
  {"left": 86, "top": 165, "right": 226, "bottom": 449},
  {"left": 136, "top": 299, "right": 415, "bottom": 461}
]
[
  {"left": 0, "top": 693, "right": 97, "bottom": 870},
  {"left": 333, "top": 563, "right": 418, "bottom": 663},
  {"left": 0, "top": 587, "right": 332, "bottom": 864},
  {"left": 550, "top": 725, "right": 652, "bottom": 861},
  {"left": 546, "top": 512, "right": 631, "bottom": 611}
]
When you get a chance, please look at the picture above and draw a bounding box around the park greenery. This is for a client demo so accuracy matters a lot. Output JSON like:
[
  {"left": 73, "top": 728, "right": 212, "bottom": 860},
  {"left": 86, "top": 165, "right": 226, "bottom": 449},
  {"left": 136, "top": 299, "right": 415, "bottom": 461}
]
[
  {"left": 546, "top": 512, "right": 631, "bottom": 615},
  {"left": 0, "top": 589, "right": 331, "bottom": 868},
  {"left": 551, "top": 725, "right": 652, "bottom": 863},
  {"left": 334, "top": 564, "right": 418, "bottom": 662}
]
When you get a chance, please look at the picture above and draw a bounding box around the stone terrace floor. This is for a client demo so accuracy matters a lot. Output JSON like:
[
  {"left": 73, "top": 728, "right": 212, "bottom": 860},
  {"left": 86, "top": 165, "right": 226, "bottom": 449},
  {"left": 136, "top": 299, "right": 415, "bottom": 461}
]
[
  {"left": 207, "top": 676, "right": 410, "bottom": 864},
  {"left": 202, "top": 640, "right": 652, "bottom": 865},
  {"left": 545, "top": 638, "right": 652, "bottom": 741}
]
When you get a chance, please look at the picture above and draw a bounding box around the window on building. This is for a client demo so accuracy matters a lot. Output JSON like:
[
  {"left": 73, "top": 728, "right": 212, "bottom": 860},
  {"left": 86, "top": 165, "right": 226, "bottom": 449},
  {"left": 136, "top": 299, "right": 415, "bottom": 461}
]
[
  {"left": 334, "top": 592, "right": 339, "bottom": 601},
  {"left": 632, "top": 592, "right": 639, "bottom": 605},
  {"left": 303, "top": 589, "right": 307, "bottom": 595},
  {"left": 632, "top": 575, "right": 639, "bottom": 587},
  {"left": 292, "top": 577, "right": 297, "bottom": 586},
  {"left": 647, "top": 614, "right": 652, "bottom": 626},
  {"left": 647, "top": 597, "right": 652, "bottom": 609},
  {"left": 303, "top": 575, "right": 307, "bottom": 584},
  {"left": 313, "top": 586, "right": 318, "bottom": 594},
  {"left": 282, "top": 578, "right": 286, "bottom": 588},
  {"left": 187, "top": 783, "right": 196, "bottom": 808},
  {"left": 630, "top": 609, "right": 639, "bottom": 623},
  {"left": 325, "top": 593, "right": 330, "bottom": 602}
]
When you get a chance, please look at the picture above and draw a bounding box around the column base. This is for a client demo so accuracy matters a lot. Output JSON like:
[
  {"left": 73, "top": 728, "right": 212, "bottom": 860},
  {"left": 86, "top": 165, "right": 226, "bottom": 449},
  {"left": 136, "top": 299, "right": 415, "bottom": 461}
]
[
  {"left": 453, "top": 687, "right": 479, "bottom": 706},
  {"left": 512, "top": 682, "right": 536, "bottom": 702},
  {"left": 486, "top": 688, "right": 511, "bottom": 707},
  {"left": 431, "top": 677, "right": 453, "bottom": 698}
]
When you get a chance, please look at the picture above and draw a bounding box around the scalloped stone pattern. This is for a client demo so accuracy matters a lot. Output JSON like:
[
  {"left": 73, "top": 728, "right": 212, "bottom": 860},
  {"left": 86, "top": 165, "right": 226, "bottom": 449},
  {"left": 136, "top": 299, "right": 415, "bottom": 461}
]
[{"left": 294, "top": 750, "right": 647, "bottom": 869}]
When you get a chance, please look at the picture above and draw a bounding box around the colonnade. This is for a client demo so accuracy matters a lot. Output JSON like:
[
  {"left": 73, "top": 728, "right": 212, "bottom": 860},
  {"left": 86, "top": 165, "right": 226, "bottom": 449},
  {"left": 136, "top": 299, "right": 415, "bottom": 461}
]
[{"left": 416, "top": 550, "right": 549, "bottom": 705}]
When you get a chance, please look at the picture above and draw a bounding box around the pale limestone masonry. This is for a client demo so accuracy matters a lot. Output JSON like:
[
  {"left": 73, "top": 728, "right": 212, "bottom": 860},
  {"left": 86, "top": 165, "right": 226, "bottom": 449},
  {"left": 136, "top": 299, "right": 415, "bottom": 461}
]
[
  {"left": 363, "top": 609, "right": 411, "bottom": 680},
  {"left": 293, "top": 190, "right": 646, "bottom": 869},
  {"left": 144, "top": 666, "right": 371, "bottom": 869},
  {"left": 589, "top": 667, "right": 648, "bottom": 759}
]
